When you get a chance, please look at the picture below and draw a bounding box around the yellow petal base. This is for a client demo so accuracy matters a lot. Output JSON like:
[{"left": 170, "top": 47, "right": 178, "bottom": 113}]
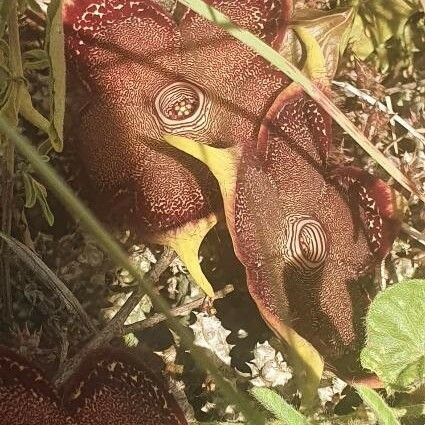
[
  {"left": 147, "top": 213, "right": 218, "bottom": 297},
  {"left": 163, "top": 134, "right": 240, "bottom": 206},
  {"left": 262, "top": 310, "right": 324, "bottom": 410}
]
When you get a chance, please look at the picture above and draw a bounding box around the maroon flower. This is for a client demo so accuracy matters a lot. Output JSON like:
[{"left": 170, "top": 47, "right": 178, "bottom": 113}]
[
  {"left": 165, "top": 79, "right": 399, "bottom": 379},
  {"left": 0, "top": 345, "right": 187, "bottom": 424},
  {"left": 0, "top": 346, "right": 67, "bottom": 425},
  {"left": 64, "top": 0, "right": 400, "bottom": 381},
  {"left": 64, "top": 0, "right": 292, "bottom": 295}
]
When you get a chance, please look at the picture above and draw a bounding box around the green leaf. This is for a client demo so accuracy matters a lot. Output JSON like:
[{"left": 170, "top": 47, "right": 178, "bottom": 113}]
[
  {"left": 349, "top": 0, "right": 415, "bottom": 68},
  {"left": 37, "top": 138, "right": 53, "bottom": 156},
  {"left": 33, "top": 178, "right": 54, "bottom": 226},
  {"left": 355, "top": 385, "right": 400, "bottom": 425},
  {"left": 22, "top": 171, "right": 36, "bottom": 208},
  {"left": 361, "top": 280, "right": 425, "bottom": 390},
  {"left": 45, "top": 0, "right": 65, "bottom": 152},
  {"left": 250, "top": 387, "right": 311, "bottom": 425}
]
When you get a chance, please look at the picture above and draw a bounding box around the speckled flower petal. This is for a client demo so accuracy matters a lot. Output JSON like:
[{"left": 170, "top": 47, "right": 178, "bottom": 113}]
[
  {"left": 64, "top": 1, "right": 221, "bottom": 296},
  {"left": 63, "top": 348, "right": 187, "bottom": 424},
  {"left": 178, "top": 0, "right": 292, "bottom": 148},
  {"left": 330, "top": 165, "right": 401, "bottom": 260},
  {"left": 64, "top": 0, "right": 217, "bottom": 234},
  {"left": 0, "top": 346, "right": 69, "bottom": 425}
]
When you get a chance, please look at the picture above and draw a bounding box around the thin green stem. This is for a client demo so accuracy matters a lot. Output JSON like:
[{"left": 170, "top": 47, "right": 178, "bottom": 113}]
[{"left": 0, "top": 0, "right": 24, "bottom": 320}]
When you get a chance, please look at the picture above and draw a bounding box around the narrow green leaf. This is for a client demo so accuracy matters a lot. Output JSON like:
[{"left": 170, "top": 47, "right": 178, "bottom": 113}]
[
  {"left": 45, "top": 0, "right": 65, "bottom": 152},
  {"left": 19, "top": 87, "right": 51, "bottom": 133},
  {"left": 355, "top": 385, "right": 400, "bottom": 425},
  {"left": 361, "top": 280, "right": 425, "bottom": 390},
  {"left": 37, "top": 138, "right": 53, "bottom": 156},
  {"left": 251, "top": 387, "right": 311, "bottom": 425},
  {"left": 22, "top": 171, "right": 37, "bottom": 208},
  {"left": 33, "top": 179, "right": 54, "bottom": 226}
]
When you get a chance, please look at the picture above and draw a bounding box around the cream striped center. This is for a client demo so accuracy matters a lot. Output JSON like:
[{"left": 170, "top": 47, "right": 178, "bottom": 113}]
[
  {"left": 154, "top": 81, "right": 211, "bottom": 133},
  {"left": 283, "top": 214, "right": 328, "bottom": 274}
]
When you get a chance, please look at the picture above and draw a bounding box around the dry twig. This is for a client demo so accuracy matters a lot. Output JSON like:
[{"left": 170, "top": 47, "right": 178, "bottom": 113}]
[
  {"left": 333, "top": 80, "right": 425, "bottom": 146},
  {"left": 124, "top": 284, "right": 235, "bottom": 334},
  {"left": 0, "top": 232, "right": 98, "bottom": 334},
  {"left": 54, "top": 248, "right": 176, "bottom": 386}
]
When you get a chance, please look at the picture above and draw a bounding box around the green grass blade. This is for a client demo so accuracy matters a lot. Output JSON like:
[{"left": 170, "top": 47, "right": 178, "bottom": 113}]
[
  {"left": 45, "top": 0, "right": 65, "bottom": 152},
  {"left": 355, "top": 385, "right": 400, "bottom": 425},
  {"left": 251, "top": 387, "right": 311, "bottom": 424}
]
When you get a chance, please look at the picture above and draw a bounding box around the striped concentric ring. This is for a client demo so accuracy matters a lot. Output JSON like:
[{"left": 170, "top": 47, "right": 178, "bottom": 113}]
[
  {"left": 154, "top": 81, "right": 211, "bottom": 133},
  {"left": 283, "top": 214, "right": 328, "bottom": 275}
]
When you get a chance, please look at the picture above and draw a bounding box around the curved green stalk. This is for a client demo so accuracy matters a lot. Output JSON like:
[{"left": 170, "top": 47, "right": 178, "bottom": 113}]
[{"left": 19, "top": 88, "right": 50, "bottom": 133}]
